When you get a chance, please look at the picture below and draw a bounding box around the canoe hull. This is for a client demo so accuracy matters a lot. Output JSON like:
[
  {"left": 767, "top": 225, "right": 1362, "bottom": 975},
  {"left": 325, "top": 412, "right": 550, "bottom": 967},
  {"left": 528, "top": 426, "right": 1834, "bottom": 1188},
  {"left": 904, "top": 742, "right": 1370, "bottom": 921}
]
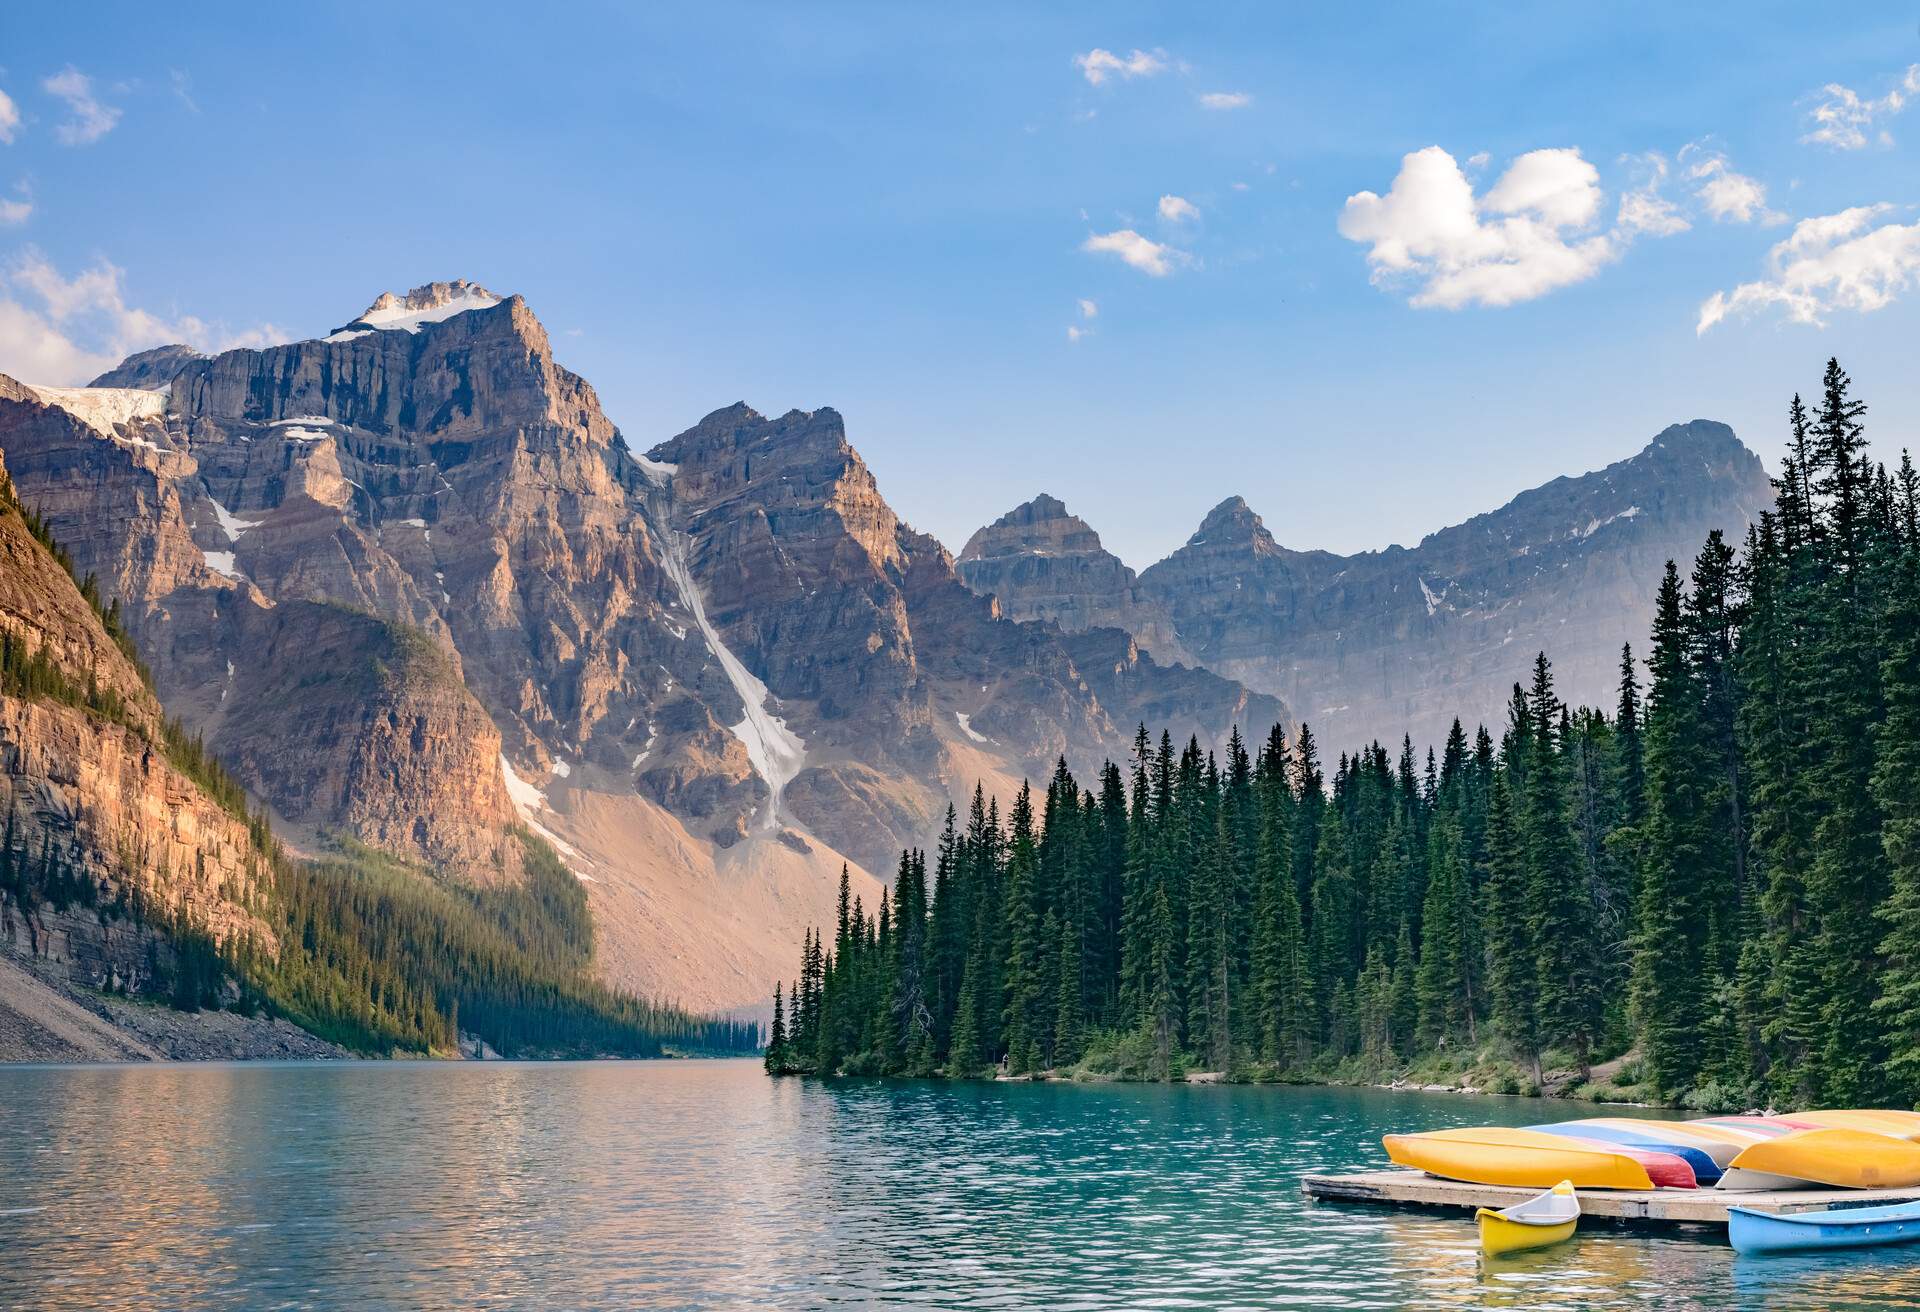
[
  {"left": 1383, "top": 1130, "right": 1659, "bottom": 1190},
  {"left": 1730, "top": 1204, "right": 1920, "bottom": 1255},
  {"left": 1726, "top": 1128, "right": 1920, "bottom": 1190},
  {"left": 1477, "top": 1209, "right": 1576, "bottom": 1256},
  {"left": 1528, "top": 1123, "right": 1723, "bottom": 1183}
]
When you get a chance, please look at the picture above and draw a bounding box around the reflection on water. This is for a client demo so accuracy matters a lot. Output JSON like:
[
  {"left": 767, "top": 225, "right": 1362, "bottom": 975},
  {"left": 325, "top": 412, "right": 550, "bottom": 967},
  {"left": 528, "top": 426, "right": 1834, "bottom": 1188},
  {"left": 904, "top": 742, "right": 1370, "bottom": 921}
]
[{"left": 3, "top": 1061, "right": 1920, "bottom": 1309}]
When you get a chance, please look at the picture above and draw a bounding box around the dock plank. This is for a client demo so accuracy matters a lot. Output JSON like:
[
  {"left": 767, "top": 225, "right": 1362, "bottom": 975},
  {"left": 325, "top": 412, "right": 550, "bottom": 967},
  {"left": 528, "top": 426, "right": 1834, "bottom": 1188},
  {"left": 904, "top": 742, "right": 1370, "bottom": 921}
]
[{"left": 1301, "top": 1170, "right": 1920, "bottom": 1225}]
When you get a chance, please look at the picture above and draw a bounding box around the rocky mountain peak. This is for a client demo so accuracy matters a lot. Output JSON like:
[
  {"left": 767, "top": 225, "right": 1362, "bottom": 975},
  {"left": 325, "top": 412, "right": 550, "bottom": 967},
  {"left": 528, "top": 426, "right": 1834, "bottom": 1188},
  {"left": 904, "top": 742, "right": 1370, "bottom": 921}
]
[
  {"left": 88, "top": 344, "right": 206, "bottom": 390},
  {"left": 956, "top": 492, "right": 1194, "bottom": 666},
  {"left": 336, "top": 279, "right": 504, "bottom": 336},
  {"left": 1190, "top": 495, "right": 1275, "bottom": 551},
  {"left": 959, "top": 493, "right": 1105, "bottom": 563}
]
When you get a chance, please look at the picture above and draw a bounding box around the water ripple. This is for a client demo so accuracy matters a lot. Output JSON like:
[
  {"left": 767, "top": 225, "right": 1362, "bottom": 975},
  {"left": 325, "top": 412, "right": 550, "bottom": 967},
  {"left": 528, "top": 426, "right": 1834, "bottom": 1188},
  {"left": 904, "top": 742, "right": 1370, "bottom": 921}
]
[{"left": 1, "top": 1062, "right": 1917, "bottom": 1309}]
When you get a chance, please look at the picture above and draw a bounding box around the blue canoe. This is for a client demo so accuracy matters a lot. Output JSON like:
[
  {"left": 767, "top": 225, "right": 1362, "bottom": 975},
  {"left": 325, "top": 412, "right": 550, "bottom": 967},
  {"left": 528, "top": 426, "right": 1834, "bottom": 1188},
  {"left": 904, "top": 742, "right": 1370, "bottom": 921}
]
[
  {"left": 1730, "top": 1200, "right": 1920, "bottom": 1255},
  {"left": 1527, "top": 1123, "right": 1723, "bottom": 1185}
]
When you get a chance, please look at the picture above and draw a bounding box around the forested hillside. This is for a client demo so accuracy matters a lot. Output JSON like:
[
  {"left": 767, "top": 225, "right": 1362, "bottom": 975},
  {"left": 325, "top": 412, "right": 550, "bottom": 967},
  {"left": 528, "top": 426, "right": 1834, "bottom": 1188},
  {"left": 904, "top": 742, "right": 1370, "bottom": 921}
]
[
  {"left": 769, "top": 358, "right": 1920, "bottom": 1110},
  {"left": 0, "top": 462, "right": 757, "bottom": 1060}
]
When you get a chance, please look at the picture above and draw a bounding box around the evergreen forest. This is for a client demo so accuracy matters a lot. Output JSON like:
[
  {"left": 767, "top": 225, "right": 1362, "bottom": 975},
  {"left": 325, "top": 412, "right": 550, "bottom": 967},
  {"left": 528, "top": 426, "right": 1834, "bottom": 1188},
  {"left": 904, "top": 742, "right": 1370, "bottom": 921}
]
[{"left": 767, "top": 359, "right": 1920, "bottom": 1109}]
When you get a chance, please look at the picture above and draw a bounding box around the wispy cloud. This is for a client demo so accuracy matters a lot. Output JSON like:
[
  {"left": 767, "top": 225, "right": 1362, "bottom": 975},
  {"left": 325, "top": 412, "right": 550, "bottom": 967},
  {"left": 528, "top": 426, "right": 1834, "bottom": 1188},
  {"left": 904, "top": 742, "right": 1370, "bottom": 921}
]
[
  {"left": 1082, "top": 228, "right": 1189, "bottom": 276},
  {"left": 1615, "top": 152, "right": 1690, "bottom": 237},
  {"left": 1803, "top": 64, "right": 1920, "bottom": 150},
  {"left": 1339, "top": 146, "right": 1629, "bottom": 309},
  {"left": 1197, "top": 91, "right": 1251, "bottom": 110},
  {"left": 1157, "top": 194, "right": 1200, "bottom": 224},
  {"left": 1680, "top": 146, "right": 1784, "bottom": 225},
  {"left": 1697, "top": 205, "right": 1920, "bottom": 333},
  {"left": 0, "top": 88, "right": 20, "bottom": 145},
  {"left": 0, "top": 181, "right": 31, "bottom": 226},
  {"left": 1074, "top": 48, "right": 1167, "bottom": 86},
  {"left": 42, "top": 67, "right": 120, "bottom": 145},
  {"left": 169, "top": 68, "right": 200, "bottom": 115},
  {"left": 0, "top": 249, "right": 282, "bottom": 384},
  {"left": 1077, "top": 298, "right": 1098, "bottom": 319}
]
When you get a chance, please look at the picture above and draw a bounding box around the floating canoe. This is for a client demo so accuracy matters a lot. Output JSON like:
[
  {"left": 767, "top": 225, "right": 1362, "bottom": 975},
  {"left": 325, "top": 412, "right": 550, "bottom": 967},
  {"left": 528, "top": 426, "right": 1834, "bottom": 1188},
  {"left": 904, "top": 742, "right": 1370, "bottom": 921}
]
[
  {"left": 1529, "top": 1122, "right": 1723, "bottom": 1184},
  {"left": 1477, "top": 1179, "right": 1580, "bottom": 1256},
  {"left": 1721, "top": 1128, "right": 1920, "bottom": 1191},
  {"left": 1729, "top": 1199, "right": 1920, "bottom": 1255},
  {"left": 1383, "top": 1127, "right": 1695, "bottom": 1190}
]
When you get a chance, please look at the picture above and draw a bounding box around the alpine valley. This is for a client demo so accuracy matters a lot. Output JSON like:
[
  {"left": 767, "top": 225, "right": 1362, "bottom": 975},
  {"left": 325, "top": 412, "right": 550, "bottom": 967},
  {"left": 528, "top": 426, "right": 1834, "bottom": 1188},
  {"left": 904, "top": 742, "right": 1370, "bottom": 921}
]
[{"left": 0, "top": 280, "right": 1771, "bottom": 1033}]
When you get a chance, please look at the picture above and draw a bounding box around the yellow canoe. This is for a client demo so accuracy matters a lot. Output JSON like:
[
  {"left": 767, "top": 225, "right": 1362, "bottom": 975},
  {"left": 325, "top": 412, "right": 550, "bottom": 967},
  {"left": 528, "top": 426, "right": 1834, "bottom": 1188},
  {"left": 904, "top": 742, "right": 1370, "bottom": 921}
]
[
  {"left": 1477, "top": 1179, "right": 1579, "bottom": 1256},
  {"left": 1724, "top": 1128, "right": 1920, "bottom": 1190},
  {"left": 1384, "top": 1128, "right": 1656, "bottom": 1191},
  {"left": 1790, "top": 1109, "right": 1920, "bottom": 1141}
]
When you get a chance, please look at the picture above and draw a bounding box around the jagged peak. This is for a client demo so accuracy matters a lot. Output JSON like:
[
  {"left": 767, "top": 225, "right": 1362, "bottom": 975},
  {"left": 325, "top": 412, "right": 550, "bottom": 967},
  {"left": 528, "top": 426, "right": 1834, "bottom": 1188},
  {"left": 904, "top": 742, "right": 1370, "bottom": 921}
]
[
  {"left": 327, "top": 279, "right": 505, "bottom": 340},
  {"left": 959, "top": 492, "right": 1110, "bottom": 564},
  {"left": 88, "top": 343, "right": 205, "bottom": 390},
  {"left": 1005, "top": 492, "right": 1072, "bottom": 524},
  {"left": 1640, "top": 419, "right": 1754, "bottom": 464},
  {"left": 1188, "top": 495, "right": 1272, "bottom": 547}
]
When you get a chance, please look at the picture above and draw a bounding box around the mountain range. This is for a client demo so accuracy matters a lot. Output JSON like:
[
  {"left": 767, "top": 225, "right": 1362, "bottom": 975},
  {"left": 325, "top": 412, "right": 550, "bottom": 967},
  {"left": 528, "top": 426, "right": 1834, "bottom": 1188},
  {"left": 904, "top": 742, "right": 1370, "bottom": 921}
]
[
  {"left": 960, "top": 422, "right": 1773, "bottom": 754},
  {"left": 0, "top": 280, "right": 1774, "bottom": 1013}
]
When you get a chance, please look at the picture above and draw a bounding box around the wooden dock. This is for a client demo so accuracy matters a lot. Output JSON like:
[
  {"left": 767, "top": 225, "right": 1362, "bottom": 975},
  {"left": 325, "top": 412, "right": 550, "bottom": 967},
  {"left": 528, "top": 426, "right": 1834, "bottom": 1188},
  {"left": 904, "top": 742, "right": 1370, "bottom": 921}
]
[{"left": 1301, "top": 1169, "right": 1920, "bottom": 1225}]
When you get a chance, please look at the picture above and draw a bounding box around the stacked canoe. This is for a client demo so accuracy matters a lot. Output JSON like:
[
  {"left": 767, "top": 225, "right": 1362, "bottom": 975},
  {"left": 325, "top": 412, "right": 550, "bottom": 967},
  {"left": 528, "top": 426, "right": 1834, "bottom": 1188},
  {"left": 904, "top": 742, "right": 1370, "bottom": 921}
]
[{"left": 1383, "top": 1109, "right": 1920, "bottom": 1191}]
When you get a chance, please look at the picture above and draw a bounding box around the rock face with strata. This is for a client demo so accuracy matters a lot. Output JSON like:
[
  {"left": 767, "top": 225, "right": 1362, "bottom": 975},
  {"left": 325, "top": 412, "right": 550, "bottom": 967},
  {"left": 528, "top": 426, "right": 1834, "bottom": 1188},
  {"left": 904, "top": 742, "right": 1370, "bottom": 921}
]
[
  {"left": 0, "top": 454, "right": 273, "bottom": 993},
  {"left": 963, "top": 421, "right": 1774, "bottom": 754},
  {"left": 958, "top": 494, "right": 1193, "bottom": 665}
]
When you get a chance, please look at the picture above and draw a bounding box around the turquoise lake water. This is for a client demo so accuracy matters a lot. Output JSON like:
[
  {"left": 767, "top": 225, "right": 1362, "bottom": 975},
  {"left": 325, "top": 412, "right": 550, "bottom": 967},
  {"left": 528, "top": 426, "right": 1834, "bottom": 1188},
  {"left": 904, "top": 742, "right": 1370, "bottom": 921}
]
[{"left": 4, "top": 1059, "right": 1920, "bottom": 1309}]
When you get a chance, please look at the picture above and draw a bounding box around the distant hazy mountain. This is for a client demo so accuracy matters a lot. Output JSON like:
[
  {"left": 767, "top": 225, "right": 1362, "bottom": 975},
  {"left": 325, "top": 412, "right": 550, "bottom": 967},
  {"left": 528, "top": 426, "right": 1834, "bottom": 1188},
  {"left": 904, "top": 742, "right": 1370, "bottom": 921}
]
[{"left": 963, "top": 421, "right": 1774, "bottom": 753}]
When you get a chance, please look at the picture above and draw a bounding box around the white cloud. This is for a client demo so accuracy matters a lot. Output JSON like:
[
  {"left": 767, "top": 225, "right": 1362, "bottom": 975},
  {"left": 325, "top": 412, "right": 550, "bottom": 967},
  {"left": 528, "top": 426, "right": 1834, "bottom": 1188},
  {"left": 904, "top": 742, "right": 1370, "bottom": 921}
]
[
  {"left": 0, "top": 250, "right": 283, "bottom": 384},
  {"left": 1082, "top": 228, "right": 1188, "bottom": 276},
  {"left": 1616, "top": 152, "right": 1690, "bottom": 237},
  {"left": 169, "top": 69, "right": 199, "bottom": 114},
  {"left": 1077, "top": 298, "right": 1098, "bottom": 319},
  {"left": 1157, "top": 194, "right": 1200, "bottom": 223},
  {"left": 0, "top": 189, "right": 29, "bottom": 225},
  {"left": 1074, "top": 48, "right": 1167, "bottom": 86},
  {"left": 1803, "top": 64, "right": 1920, "bottom": 150},
  {"left": 1198, "top": 91, "right": 1251, "bottom": 110},
  {"left": 42, "top": 67, "right": 120, "bottom": 145},
  {"left": 1465, "top": 152, "right": 1490, "bottom": 171},
  {"left": 1066, "top": 325, "right": 1087, "bottom": 342},
  {"left": 1230, "top": 181, "right": 1250, "bottom": 192},
  {"left": 1681, "top": 146, "right": 1783, "bottom": 224},
  {"left": 0, "top": 89, "right": 19, "bottom": 145},
  {"left": 1697, "top": 205, "right": 1920, "bottom": 333},
  {"left": 1338, "top": 146, "right": 1622, "bottom": 309}
]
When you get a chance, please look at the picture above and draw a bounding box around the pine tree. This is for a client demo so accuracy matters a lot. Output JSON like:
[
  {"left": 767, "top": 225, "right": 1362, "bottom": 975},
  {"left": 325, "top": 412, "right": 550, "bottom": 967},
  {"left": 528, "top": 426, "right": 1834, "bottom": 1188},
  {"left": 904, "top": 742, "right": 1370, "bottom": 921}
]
[
  {"left": 1523, "top": 654, "right": 1600, "bottom": 1076},
  {"left": 1873, "top": 539, "right": 1920, "bottom": 1100},
  {"left": 1629, "top": 563, "right": 1717, "bottom": 1095}
]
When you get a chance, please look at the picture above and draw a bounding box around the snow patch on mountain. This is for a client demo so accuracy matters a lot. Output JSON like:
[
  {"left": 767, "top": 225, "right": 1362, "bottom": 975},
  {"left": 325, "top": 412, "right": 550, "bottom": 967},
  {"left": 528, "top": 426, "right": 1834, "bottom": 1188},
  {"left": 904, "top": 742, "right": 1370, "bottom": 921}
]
[
  {"left": 327, "top": 280, "right": 502, "bottom": 340},
  {"left": 658, "top": 530, "right": 807, "bottom": 831},
  {"left": 27, "top": 385, "right": 168, "bottom": 437}
]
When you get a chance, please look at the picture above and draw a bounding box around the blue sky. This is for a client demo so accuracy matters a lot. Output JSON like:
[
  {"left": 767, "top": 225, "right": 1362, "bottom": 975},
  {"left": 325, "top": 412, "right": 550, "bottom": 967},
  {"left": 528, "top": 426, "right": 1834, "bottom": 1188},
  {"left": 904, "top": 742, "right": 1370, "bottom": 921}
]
[{"left": 2, "top": 3, "right": 1917, "bottom": 565}]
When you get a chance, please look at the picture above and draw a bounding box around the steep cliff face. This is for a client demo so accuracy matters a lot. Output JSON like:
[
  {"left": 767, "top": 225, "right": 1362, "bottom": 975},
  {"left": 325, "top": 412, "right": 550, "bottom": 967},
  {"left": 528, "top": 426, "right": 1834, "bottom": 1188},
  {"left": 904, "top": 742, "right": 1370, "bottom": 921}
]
[
  {"left": 0, "top": 373, "right": 519, "bottom": 878},
  {"left": 958, "top": 494, "right": 1193, "bottom": 665},
  {"left": 965, "top": 421, "right": 1773, "bottom": 754},
  {"left": 0, "top": 454, "right": 273, "bottom": 997}
]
